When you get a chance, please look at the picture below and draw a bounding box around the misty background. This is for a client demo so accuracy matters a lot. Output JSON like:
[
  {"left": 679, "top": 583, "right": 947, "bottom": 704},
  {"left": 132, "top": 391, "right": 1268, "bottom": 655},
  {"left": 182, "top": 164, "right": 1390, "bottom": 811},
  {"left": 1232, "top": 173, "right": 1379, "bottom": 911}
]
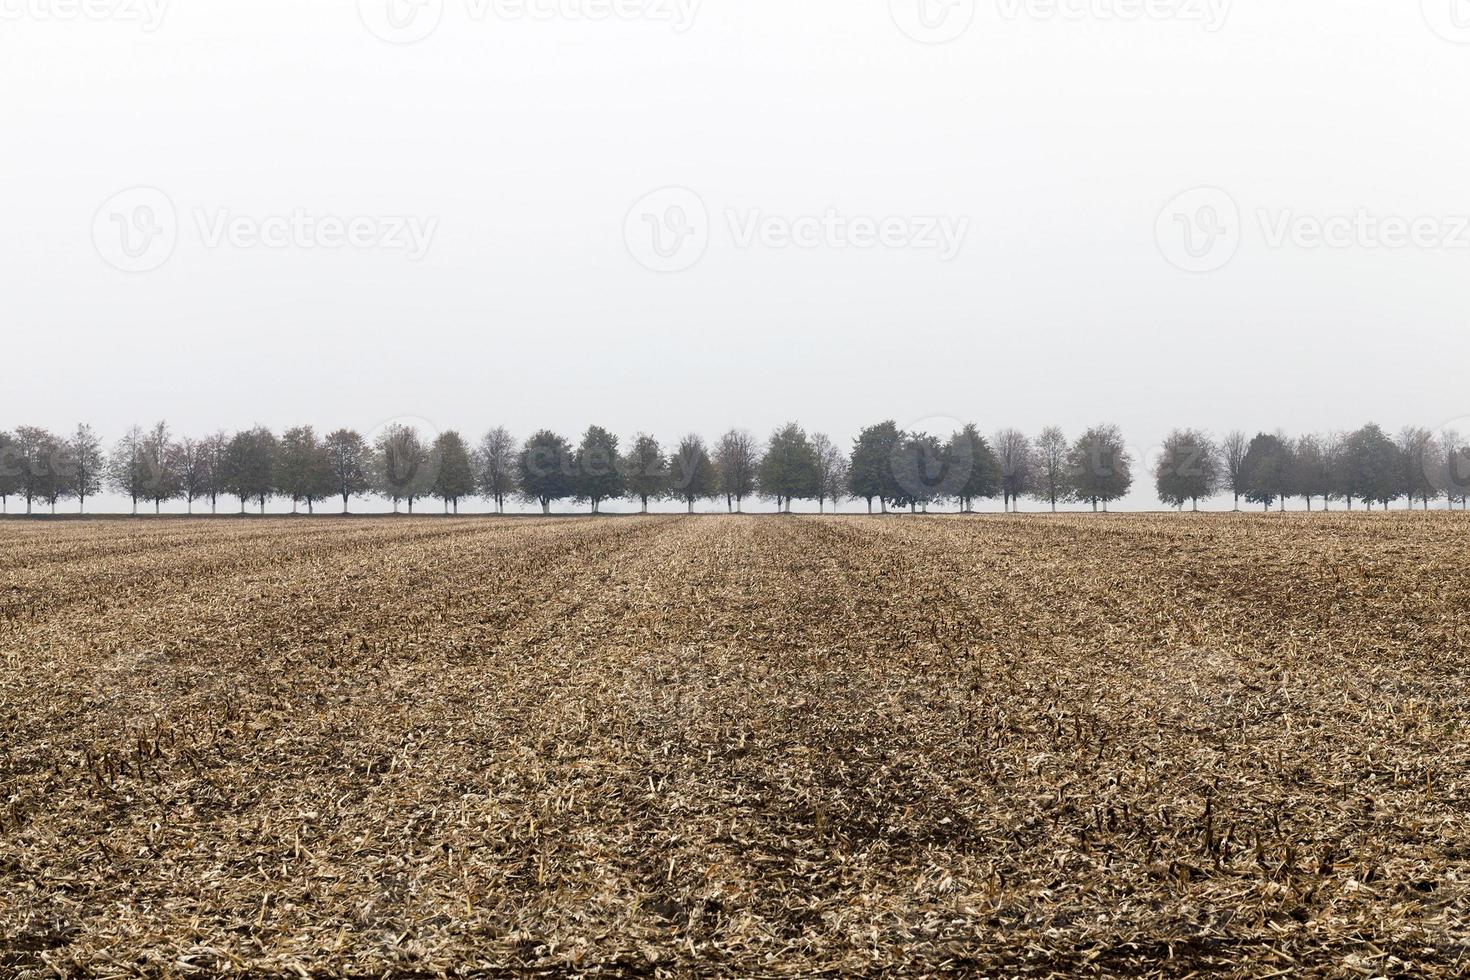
[{"left": 3, "top": 0, "right": 1468, "bottom": 513}]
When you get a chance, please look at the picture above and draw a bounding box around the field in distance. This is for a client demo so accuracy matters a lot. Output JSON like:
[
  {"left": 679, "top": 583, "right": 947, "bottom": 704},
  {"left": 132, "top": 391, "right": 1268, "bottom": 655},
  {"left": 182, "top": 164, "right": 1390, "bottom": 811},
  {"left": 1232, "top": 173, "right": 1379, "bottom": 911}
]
[{"left": 2, "top": 514, "right": 1468, "bottom": 976}]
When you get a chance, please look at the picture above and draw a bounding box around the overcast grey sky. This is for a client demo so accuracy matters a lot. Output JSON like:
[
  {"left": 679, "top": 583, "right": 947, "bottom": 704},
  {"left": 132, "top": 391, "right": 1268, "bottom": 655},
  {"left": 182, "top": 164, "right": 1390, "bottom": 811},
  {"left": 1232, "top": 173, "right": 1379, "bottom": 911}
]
[{"left": 3, "top": 0, "right": 1469, "bottom": 512}]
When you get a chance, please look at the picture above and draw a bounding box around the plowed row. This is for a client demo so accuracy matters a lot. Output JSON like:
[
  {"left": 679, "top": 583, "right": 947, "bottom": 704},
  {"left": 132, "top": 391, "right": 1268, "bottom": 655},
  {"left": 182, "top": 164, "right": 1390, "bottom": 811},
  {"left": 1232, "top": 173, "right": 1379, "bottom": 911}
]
[{"left": 2, "top": 515, "right": 1468, "bottom": 976}]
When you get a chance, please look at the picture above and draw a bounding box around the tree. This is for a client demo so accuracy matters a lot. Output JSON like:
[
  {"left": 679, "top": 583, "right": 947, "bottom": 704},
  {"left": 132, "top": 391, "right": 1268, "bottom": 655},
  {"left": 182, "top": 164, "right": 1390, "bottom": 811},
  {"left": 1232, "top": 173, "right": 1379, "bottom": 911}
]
[
  {"left": 279, "top": 426, "right": 332, "bottom": 514},
  {"left": 474, "top": 427, "right": 519, "bottom": 515},
  {"left": 13, "top": 426, "right": 62, "bottom": 515},
  {"left": 171, "top": 437, "right": 211, "bottom": 513},
  {"left": 140, "top": 421, "right": 181, "bottom": 513},
  {"left": 203, "top": 431, "right": 229, "bottom": 514},
  {"left": 714, "top": 429, "right": 759, "bottom": 514},
  {"left": 889, "top": 431, "right": 948, "bottom": 513},
  {"left": 1290, "top": 434, "right": 1332, "bottom": 511},
  {"left": 668, "top": 435, "right": 717, "bottom": 513},
  {"left": 1433, "top": 429, "right": 1469, "bottom": 509},
  {"left": 323, "top": 429, "right": 371, "bottom": 513},
  {"left": 1221, "top": 430, "right": 1248, "bottom": 511},
  {"left": 67, "top": 424, "right": 105, "bottom": 513},
  {"left": 1068, "top": 425, "right": 1133, "bottom": 511},
  {"left": 759, "top": 423, "right": 820, "bottom": 513},
  {"left": 1396, "top": 426, "right": 1438, "bottom": 510},
  {"left": 1240, "top": 433, "right": 1293, "bottom": 511},
  {"left": 519, "top": 430, "right": 576, "bottom": 514},
  {"left": 431, "top": 431, "right": 476, "bottom": 513},
  {"left": 622, "top": 434, "right": 668, "bottom": 514},
  {"left": 1154, "top": 429, "right": 1218, "bottom": 511},
  {"left": 374, "top": 423, "right": 431, "bottom": 513},
  {"left": 1030, "top": 426, "right": 1069, "bottom": 512},
  {"left": 947, "top": 424, "right": 1000, "bottom": 514},
  {"left": 848, "top": 421, "right": 902, "bottom": 514},
  {"left": 222, "top": 426, "right": 278, "bottom": 513},
  {"left": 574, "top": 426, "right": 624, "bottom": 515},
  {"left": 108, "top": 425, "right": 149, "bottom": 514},
  {"left": 993, "top": 428, "right": 1034, "bottom": 513},
  {"left": 0, "top": 431, "right": 18, "bottom": 513},
  {"left": 38, "top": 431, "right": 69, "bottom": 512},
  {"left": 811, "top": 433, "right": 848, "bottom": 514},
  {"left": 1340, "top": 424, "right": 1399, "bottom": 510}
]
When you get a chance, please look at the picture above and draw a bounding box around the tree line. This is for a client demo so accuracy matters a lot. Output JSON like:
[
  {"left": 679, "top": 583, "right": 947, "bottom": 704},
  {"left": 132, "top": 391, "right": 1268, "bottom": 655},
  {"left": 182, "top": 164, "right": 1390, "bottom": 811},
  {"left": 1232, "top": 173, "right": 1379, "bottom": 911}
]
[{"left": 0, "top": 420, "right": 1464, "bottom": 515}]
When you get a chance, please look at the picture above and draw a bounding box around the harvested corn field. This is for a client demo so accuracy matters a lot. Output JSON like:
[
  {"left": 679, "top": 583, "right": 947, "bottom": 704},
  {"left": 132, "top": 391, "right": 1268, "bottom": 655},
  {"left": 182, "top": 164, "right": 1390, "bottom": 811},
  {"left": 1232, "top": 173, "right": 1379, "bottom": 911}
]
[{"left": 3, "top": 514, "right": 1470, "bottom": 976}]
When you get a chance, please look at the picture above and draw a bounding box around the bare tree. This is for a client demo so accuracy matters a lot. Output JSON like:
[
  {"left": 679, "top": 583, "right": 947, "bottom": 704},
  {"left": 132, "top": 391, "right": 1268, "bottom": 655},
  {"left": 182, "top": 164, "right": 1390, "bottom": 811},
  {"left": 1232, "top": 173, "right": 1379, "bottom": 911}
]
[
  {"left": 68, "top": 423, "right": 105, "bottom": 513},
  {"left": 811, "top": 433, "right": 847, "bottom": 514},
  {"left": 1032, "top": 426, "right": 1068, "bottom": 512},
  {"left": 141, "top": 421, "right": 181, "bottom": 513},
  {"left": 1434, "top": 429, "right": 1469, "bottom": 509},
  {"left": 171, "top": 437, "right": 210, "bottom": 513},
  {"left": 474, "top": 427, "right": 519, "bottom": 515},
  {"left": 203, "top": 431, "right": 229, "bottom": 514},
  {"left": 1397, "top": 426, "right": 1438, "bottom": 510},
  {"left": 1221, "top": 430, "right": 1248, "bottom": 511},
  {"left": 108, "top": 425, "right": 148, "bottom": 515},
  {"left": 714, "top": 429, "right": 758, "bottom": 513},
  {"left": 993, "top": 428, "right": 1034, "bottom": 513}
]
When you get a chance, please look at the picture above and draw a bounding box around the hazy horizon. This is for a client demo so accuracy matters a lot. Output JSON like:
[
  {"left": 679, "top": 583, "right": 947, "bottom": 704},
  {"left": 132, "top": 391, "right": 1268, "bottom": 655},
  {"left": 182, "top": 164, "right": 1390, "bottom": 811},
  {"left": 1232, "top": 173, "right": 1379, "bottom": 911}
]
[{"left": 5, "top": 0, "right": 1469, "bottom": 512}]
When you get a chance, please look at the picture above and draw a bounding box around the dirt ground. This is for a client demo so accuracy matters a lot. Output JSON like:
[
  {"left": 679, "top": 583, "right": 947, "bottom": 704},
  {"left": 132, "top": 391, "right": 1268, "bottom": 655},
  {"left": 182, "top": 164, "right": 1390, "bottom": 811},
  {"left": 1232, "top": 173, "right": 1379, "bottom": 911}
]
[{"left": 2, "top": 514, "right": 1468, "bottom": 976}]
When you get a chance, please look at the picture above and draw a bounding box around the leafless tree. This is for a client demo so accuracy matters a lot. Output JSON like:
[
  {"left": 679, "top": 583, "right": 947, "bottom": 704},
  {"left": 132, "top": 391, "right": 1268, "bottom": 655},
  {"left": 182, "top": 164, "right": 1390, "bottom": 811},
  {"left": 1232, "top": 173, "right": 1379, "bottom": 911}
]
[
  {"left": 1032, "top": 426, "right": 1068, "bottom": 512},
  {"left": 714, "top": 429, "right": 758, "bottom": 513},
  {"left": 1221, "top": 430, "right": 1248, "bottom": 511},
  {"left": 993, "top": 428, "right": 1034, "bottom": 513},
  {"left": 475, "top": 427, "right": 519, "bottom": 515}
]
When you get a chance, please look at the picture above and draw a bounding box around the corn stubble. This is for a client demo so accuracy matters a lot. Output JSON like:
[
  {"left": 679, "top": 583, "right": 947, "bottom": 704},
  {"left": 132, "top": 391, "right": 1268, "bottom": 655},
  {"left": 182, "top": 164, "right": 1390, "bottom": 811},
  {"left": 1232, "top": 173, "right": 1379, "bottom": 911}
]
[{"left": 1, "top": 514, "right": 1468, "bottom": 976}]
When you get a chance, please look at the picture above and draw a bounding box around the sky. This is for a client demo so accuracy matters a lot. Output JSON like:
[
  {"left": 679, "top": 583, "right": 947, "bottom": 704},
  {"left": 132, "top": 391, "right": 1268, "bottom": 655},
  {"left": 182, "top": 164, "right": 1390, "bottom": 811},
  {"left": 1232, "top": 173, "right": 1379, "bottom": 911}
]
[{"left": 3, "top": 0, "right": 1469, "bottom": 513}]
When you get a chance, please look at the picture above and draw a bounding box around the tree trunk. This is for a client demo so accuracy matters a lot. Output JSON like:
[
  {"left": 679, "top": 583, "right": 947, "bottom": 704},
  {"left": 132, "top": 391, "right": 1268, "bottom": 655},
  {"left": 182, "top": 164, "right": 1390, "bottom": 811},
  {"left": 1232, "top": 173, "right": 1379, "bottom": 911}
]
[
  {"left": 542, "top": 500, "right": 551, "bottom": 515},
  {"left": 687, "top": 499, "right": 694, "bottom": 514}
]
